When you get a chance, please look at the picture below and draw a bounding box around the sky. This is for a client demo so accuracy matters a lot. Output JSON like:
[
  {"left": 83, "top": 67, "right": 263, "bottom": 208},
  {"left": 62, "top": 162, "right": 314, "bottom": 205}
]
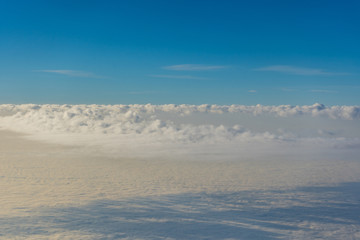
[{"left": 1, "top": 0, "right": 359, "bottom": 105}]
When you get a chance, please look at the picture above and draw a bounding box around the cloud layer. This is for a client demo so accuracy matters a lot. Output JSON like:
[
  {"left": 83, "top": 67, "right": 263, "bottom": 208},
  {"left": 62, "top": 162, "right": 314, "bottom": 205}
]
[{"left": 0, "top": 104, "right": 359, "bottom": 160}]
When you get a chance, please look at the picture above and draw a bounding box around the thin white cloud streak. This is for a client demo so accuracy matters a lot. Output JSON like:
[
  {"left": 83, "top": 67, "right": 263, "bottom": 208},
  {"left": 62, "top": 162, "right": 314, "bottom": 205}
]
[
  {"left": 309, "top": 89, "right": 338, "bottom": 93},
  {"left": 248, "top": 90, "right": 257, "bottom": 93},
  {"left": 149, "top": 75, "right": 208, "bottom": 80},
  {"left": 128, "top": 91, "right": 161, "bottom": 95},
  {"left": 281, "top": 88, "right": 297, "bottom": 92},
  {"left": 35, "top": 70, "right": 105, "bottom": 78},
  {"left": 254, "top": 65, "right": 348, "bottom": 76},
  {"left": 163, "top": 64, "right": 227, "bottom": 71}
]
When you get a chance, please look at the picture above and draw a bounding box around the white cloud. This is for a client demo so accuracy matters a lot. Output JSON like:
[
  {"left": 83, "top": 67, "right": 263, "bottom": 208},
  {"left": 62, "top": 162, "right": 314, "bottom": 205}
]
[
  {"left": 309, "top": 89, "right": 337, "bottom": 93},
  {"left": 35, "top": 70, "right": 105, "bottom": 78},
  {"left": 0, "top": 103, "right": 359, "bottom": 160},
  {"left": 149, "top": 75, "right": 207, "bottom": 80},
  {"left": 248, "top": 90, "right": 257, "bottom": 93},
  {"left": 163, "top": 64, "right": 227, "bottom": 71},
  {"left": 254, "top": 65, "right": 348, "bottom": 76},
  {"left": 128, "top": 91, "right": 160, "bottom": 95},
  {"left": 281, "top": 88, "right": 297, "bottom": 92}
]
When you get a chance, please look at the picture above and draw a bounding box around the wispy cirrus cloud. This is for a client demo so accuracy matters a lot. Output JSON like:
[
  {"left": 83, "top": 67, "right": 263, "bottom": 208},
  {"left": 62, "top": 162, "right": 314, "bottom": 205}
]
[
  {"left": 34, "top": 70, "right": 105, "bottom": 78},
  {"left": 128, "top": 91, "right": 161, "bottom": 95},
  {"left": 309, "top": 89, "right": 338, "bottom": 93},
  {"left": 254, "top": 65, "right": 348, "bottom": 76},
  {"left": 163, "top": 64, "right": 227, "bottom": 71},
  {"left": 149, "top": 74, "right": 208, "bottom": 80},
  {"left": 281, "top": 88, "right": 297, "bottom": 92}
]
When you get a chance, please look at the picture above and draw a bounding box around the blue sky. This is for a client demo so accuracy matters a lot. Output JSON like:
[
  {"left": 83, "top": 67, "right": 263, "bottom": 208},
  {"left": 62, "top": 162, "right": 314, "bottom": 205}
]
[{"left": 1, "top": 0, "right": 359, "bottom": 105}]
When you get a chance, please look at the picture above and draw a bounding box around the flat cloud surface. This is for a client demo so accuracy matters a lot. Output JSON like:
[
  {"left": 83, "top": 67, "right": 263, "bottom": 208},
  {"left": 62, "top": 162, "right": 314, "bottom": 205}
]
[{"left": 0, "top": 104, "right": 360, "bottom": 239}]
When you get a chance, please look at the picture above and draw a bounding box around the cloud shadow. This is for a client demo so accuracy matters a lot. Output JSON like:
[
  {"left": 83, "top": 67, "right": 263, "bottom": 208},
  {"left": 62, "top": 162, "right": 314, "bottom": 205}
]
[{"left": 1, "top": 182, "right": 360, "bottom": 239}]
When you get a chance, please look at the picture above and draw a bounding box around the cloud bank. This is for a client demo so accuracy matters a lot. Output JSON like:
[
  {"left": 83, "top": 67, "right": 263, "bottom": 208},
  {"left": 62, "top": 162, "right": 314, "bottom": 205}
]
[{"left": 0, "top": 104, "right": 359, "bottom": 160}]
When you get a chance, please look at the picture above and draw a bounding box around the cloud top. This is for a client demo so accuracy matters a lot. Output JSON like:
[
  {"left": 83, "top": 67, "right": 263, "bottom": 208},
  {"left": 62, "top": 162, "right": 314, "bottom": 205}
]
[{"left": 0, "top": 103, "right": 358, "bottom": 160}]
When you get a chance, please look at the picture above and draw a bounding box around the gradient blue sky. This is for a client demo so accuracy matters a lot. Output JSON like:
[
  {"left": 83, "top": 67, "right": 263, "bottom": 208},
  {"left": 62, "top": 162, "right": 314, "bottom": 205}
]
[{"left": 1, "top": 0, "right": 359, "bottom": 105}]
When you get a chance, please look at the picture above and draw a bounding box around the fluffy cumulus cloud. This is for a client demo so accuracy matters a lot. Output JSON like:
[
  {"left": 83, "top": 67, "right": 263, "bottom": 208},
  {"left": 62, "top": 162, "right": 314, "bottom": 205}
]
[{"left": 0, "top": 104, "right": 359, "bottom": 160}]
